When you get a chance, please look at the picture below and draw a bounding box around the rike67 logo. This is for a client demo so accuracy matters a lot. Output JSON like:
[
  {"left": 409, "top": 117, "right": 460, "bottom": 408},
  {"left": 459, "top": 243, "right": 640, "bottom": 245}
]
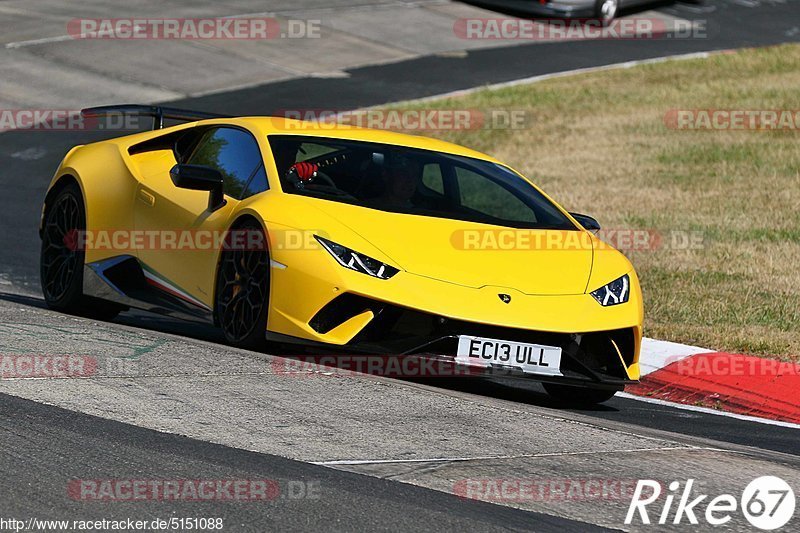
[{"left": 626, "top": 476, "right": 795, "bottom": 530}]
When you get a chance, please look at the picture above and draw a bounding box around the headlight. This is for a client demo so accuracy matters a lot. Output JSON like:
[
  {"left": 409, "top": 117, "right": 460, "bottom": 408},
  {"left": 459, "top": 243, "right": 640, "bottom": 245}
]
[
  {"left": 315, "top": 236, "right": 399, "bottom": 280},
  {"left": 590, "top": 274, "right": 630, "bottom": 306}
]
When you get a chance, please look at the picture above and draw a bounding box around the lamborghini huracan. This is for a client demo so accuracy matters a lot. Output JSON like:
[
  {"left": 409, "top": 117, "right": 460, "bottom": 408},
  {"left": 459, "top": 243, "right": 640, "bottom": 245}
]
[{"left": 39, "top": 105, "right": 643, "bottom": 404}]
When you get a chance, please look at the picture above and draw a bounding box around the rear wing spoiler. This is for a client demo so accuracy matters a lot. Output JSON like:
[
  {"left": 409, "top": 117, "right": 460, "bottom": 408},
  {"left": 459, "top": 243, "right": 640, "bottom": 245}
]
[{"left": 81, "top": 104, "right": 230, "bottom": 130}]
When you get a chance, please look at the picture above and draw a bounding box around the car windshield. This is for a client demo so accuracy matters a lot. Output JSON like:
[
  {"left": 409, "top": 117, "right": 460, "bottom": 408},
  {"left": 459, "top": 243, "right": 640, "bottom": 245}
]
[{"left": 268, "top": 135, "right": 576, "bottom": 230}]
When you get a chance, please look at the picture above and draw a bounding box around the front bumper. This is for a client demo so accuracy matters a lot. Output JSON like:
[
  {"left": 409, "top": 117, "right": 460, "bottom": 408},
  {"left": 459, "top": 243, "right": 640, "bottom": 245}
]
[
  {"left": 267, "top": 274, "right": 642, "bottom": 390},
  {"left": 267, "top": 243, "right": 643, "bottom": 386},
  {"left": 270, "top": 292, "right": 639, "bottom": 388},
  {"left": 266, "top": 335, "right": 636, "bottom": 390}
]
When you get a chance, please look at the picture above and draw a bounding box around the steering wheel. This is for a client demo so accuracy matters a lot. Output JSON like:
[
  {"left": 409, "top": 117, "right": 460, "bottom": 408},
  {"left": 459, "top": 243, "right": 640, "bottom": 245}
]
[{"left": 285, "top": 163, "right": 355, "bottom": 200}]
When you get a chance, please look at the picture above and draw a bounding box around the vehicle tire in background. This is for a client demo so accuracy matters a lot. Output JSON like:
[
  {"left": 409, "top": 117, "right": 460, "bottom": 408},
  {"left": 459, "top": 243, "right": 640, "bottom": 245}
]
[{"left": 595, "top": 0, "right": 619, "bottom": 24}]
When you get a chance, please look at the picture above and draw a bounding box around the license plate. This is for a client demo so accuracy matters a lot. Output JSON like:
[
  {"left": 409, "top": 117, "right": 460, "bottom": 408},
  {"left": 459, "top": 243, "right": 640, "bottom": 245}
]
[{"left": 456, "top": 335, "right": 562, "bottom": 376}]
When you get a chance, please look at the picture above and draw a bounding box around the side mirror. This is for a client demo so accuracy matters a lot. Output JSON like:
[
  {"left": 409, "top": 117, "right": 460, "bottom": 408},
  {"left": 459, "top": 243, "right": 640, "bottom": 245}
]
[
  {"left": 170, "top": 164, "right": 226, "bottom": 212},
  {"left": 570, "top": 212, "right": 601, "bottom": 233}
]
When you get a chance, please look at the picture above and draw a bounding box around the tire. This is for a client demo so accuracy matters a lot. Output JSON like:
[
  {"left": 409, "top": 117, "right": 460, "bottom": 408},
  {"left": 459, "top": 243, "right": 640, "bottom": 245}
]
[
  {"left": 543, "top": 383, "right": 618, "bottom": 405},
  {"left": 214, "top": 220, "right": 270, "bottom": 350},
  {"left": 40, "top": 181, "right": 122, "bottom": 321},
  {"left": 595, "top": 0, "right": 618, "bottom": 24}
]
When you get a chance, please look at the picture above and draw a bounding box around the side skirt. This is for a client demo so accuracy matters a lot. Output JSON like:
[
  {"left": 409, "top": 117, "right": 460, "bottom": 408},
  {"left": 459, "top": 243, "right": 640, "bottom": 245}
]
[{"left": 84, "top": 255, "right": 213, "bottom": 322}]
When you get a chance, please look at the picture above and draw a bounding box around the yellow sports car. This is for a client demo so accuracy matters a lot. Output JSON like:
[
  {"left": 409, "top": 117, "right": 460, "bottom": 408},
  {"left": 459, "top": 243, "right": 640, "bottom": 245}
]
[{"left": 39, "top": 105, "right": 643, "bottom": 404}]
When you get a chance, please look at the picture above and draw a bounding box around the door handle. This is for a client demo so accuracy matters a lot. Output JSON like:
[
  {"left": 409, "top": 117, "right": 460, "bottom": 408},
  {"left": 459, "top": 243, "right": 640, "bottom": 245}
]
[{"left": 138, "top": 189, "right": 156, "bottom": 207}]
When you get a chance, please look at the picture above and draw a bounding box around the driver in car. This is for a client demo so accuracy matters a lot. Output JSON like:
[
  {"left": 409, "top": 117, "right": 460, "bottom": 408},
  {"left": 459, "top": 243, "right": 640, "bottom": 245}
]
[{"left": 376, "top": 158, "right": 421, "bottom": 209}]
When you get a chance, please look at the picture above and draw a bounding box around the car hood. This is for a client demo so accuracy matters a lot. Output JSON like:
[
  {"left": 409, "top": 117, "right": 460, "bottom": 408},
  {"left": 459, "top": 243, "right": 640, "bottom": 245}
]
[{"left": 308, "top": 200, "right": 595, "bottom": 296}]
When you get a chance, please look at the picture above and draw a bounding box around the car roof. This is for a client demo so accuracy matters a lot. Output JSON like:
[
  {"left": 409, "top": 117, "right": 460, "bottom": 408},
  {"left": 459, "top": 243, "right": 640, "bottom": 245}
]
[{"left": 233, "top": 116, "right": 500, "bottom": 164}]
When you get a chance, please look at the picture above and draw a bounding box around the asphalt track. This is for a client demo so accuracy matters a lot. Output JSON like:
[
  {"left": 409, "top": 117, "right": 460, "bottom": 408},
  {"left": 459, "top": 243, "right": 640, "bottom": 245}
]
[
  {"left": 1, "top": 292, "right": 798, "bottom": 532},
  {"left": 1, "top": 1, "right": 799, "bottom": 530},
  {"left": 1, "top": 393, "right": 606, "bottom": 532},
  {"left": 5, "top": 290, "right": 800, "bottom": 456}
]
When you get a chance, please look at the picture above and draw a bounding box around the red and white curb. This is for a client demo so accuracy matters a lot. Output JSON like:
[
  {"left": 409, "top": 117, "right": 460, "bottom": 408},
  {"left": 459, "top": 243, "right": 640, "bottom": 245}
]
[{"left": 634, "top": 338, "right": 800, "bottom": 426}]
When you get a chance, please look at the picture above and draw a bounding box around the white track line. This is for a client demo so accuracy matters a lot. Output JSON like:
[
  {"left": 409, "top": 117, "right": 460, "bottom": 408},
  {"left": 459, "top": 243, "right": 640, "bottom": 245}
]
[
  {"left": 618, "top": 392, "right": 800, "bottom": 430},
  {"left": 5, "top": 34, "right": 75, "bottom": 49},
  {"left": 313, "top": 446, "right": 705, "bottom": 466},
  {"left": 363, "top": 50, "right": 732, "bottom": 110}
]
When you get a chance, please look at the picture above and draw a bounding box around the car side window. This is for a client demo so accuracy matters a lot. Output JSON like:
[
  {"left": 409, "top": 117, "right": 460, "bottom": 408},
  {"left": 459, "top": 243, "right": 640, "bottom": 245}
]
[
  {"left": 297, "top": 142, "right": 338, "bottom": 162},
  {"left": 421, "top": 164, "right": 444, "bottom": 195},
  {"left": 185, "top": 127, "right": 266, "bottom": 200},
  {"left": 243, "top": 164, "right": 268, "bottom": 199}
]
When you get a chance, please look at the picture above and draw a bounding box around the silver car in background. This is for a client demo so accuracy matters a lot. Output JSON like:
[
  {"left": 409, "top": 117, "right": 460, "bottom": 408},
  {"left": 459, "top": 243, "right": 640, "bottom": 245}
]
[{"left": 466, "top": 0, "right": 666, "bottom": 23}]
